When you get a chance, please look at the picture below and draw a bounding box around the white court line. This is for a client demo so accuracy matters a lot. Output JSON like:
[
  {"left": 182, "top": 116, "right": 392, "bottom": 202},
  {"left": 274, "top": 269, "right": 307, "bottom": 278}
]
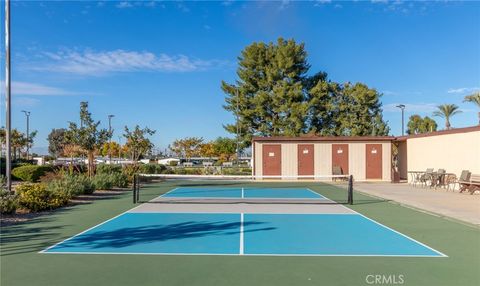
[
  {"left": 306, "top": 188, "right": 448, "bottom": 257},
  {"left": 42, "top": 187, "right": 447, "bottom": 257},
  {"left": 239, "top": 213, "right": 244, "bottom": 255},
  {"left": 156, "top": 187, "right": 180, "bottom": 199},
  {"left": 241, "top": 188, "right": 244, "bottom": 198},
  {"left": 42, "top": 251, "right": 444, "bottom": 257}
]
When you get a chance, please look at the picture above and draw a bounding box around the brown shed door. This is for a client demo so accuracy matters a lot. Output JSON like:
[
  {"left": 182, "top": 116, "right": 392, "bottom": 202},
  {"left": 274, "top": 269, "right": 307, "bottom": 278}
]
[
  {"left": 262, "top": 144, "right": 281, "bottom": 176},
  {"left": 366, "top": 144, "right": 383, "bottom": 179},
  {"left": 298, "top": 144, "right": 314, "bottom": 177},
  {"left": 332, "top": 144, "right": 349, "bottom": 175}
]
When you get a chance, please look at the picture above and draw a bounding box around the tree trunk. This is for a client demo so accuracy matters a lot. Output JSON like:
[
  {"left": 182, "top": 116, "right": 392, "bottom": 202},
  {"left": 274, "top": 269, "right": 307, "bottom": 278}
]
[
  {"left": 88, "top": 151, "right": 95, "bottom": 177},
  {"left": 446, "top": 118, "right": 451, "bottom": 130}
]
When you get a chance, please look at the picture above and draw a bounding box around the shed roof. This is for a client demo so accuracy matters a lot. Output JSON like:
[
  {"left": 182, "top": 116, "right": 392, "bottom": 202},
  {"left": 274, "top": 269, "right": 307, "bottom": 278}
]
[
  {"left": 394, "top": 125, "right": 480, "bottom": 141},
  {"left": 252, "top": 135, "right": 395, "bottom": 143}
]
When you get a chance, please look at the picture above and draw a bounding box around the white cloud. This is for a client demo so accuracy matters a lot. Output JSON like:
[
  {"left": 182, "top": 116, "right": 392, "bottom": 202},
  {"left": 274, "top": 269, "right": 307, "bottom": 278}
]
[
  {"left": 447, "top": 87, "right": 479, "bottom": 94},
  {"left": 31, "top": 49, "right": 229, "bottom": 76},
  {"left": 314, "top": 0, "right": 332, "bottom": 6},
  {"left": 0, "top": 81, "right": 87, "bottom": 96},
  {"left": 116, "top": 1, "right": 133, "bottom": 9},
  {"left": 0, "top": 96, "right": 40, "bottom": 107},
  {"left": 221, "top": 0, "right": 234, "bottom": 6}
]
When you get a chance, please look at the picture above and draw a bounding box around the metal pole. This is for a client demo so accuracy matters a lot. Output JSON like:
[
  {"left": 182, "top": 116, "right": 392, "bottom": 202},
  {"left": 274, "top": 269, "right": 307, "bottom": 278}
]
[
  {"left": 401, "top": 108, "right": 404, "bottom": 136},
  {"left": 235, "top": 88, "right": 240, "bottom": 166},
  {"left": 118, "top": 135, "right": 122, "bottom": 159},
  {"left": 108, "top": 114, "right": 114, "bottom": 164},
  {"left": 5, "top": 0, "right": 12, "bottom": 192},
  {"left": 22, "top": 111, "right": 30, "bottom": 160},
  {"left": 396, "top": 104, "right": 406, "bottom": 136}
]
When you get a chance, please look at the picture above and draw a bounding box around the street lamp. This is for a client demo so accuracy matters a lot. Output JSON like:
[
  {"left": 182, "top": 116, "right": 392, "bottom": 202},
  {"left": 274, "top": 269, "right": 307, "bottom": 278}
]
[
  {"left": 21, "top": 110, "right": 31, "bottom": 160},
  {"left": 396, "top": 104, "right": 406, "bottom": 136},
  {"left": 5, "top": 0, "right": 12, "bottom": 192},
  {"left": 108, "top": 115, "right": 115, "bottom": 164}
]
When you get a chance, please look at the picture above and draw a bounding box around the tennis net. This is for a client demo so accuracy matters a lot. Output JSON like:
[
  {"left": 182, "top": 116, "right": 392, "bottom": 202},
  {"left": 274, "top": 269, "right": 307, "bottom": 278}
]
[{"left": 133, "top": 174, "right": 354, "bottom": 205}]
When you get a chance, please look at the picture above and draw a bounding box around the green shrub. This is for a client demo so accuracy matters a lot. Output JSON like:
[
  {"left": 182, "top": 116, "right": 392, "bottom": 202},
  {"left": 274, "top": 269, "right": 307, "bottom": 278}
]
[
  {"left": 110, "top": 172, "right": 129, "bottom": 188},
  {"left": 169, "top": 161, "right": 178, "bottom": 166},
  {"left": 0, "top": 189, "right": 18, "bottom": 214},
  {"left": 138, "top": 164, "right": 166, "bottom": 174},
  {"left": 172, "top": 167, "right": 204, "bottom": 175},
  {"left": 47, "top": 174, "right": 95, "bottom": 197},
  {"left": 12, "top": 165, "right": 54, "bottom": 182},
  {"left": 93, "top": 173, "right": 114, "bottom": 190},
  {"left": 222, "top": 167, "right": 252, "bottom": 176},
  {"left": 96, "top": 164, "right": 122, "bottom": 175},
  {"left": 92, "top": 172, "right": 129, "bottom": 189},
  {"left": 17, "top": 183, "right": 70, "bottom": 212}
]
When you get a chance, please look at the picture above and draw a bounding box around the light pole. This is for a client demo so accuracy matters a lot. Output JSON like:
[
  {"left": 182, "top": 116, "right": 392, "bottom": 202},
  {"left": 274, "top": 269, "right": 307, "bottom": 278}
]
[
  {"left": 396, "top": 104, "right": 406, "bottom": 136},
  {"left": 21, "top": 110, "right": 31, "bottom": 160},
  {"left": 118, "top": 135, "right": 122, "bottom": 160},
  {"left": 108, "top": 115, "right": 115, "bottom": 164},
  {"left": 5, "top": 0, "right": 12, "bottom": 192},
  {"left": 235, "top": 88, "right": 241, "bottom": 166}
]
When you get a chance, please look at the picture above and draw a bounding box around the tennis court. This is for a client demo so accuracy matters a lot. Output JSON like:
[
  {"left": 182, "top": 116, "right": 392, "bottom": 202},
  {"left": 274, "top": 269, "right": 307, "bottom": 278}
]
[{"left": 41, "top": 182, "right": 446, "bottom": 257}]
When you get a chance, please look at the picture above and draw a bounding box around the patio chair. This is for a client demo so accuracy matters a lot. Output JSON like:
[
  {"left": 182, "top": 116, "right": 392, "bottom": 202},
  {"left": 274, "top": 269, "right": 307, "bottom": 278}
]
[
  {"left": 433, "top": 169, "right": 446, "bottom": 189},
  {"left": 332, "top": 165, "right": 347, "bottom": 181},
  {"left": 418, "top": 168, "right": 434, "bottom": 187},
  {"left": 467, "top": 174, "right": 480, "bottom": 195},
  {"left": 458, "top": 170, "right": 472, "bottom": 193},
  {"left": 445, "top": 173, "right": 458, "bottom": 191}
]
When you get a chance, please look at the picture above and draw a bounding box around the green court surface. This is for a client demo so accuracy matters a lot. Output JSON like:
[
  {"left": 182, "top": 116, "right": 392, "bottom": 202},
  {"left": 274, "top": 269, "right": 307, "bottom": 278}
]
[{"left": 1, "top": 181, "right": 479, "bottom": 286}]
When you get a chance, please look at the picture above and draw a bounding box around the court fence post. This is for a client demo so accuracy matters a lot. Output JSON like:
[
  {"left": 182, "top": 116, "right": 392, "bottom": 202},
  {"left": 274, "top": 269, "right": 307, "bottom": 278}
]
[{"left": 348, "top": 175, "right": 353, "bottom": 205}]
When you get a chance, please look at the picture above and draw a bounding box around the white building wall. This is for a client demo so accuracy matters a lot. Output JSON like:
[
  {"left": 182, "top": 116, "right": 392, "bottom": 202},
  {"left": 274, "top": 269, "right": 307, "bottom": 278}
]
[{"left": 406, "top": 130, "right": 480, "bottom": 181}]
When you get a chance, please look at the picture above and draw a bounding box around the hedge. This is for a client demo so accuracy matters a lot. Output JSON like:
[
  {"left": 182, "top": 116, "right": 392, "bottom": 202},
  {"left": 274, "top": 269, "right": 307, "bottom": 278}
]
[{"left": 12, "top": 165, "right": 54, "bottom": 182}]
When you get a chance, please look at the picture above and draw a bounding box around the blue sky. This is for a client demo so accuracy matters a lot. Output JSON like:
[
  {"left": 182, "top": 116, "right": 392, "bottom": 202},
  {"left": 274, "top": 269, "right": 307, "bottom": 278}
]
[{"left": 0, "top": 0, "right": 479, "bottom": 154}]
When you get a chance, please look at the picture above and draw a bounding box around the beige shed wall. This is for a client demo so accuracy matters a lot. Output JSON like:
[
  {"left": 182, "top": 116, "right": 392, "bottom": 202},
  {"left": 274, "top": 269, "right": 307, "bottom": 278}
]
[
  {"left": 254, "top": 142, "right": 262, "bottom": 176},
  {"left": 382, "top": 143, "right": 392, "bottom": 181},
  {"left": 314, "top": 143, "right": 332, "bottom": 180},
  {"left": 254, "top": 141, "right": 392, "bottom": 181},
  {"left": 281, "top": 143, "right": 298, "bottom": 178},
  {"left": 406, "top": 131, "right": 480, "bottom": 181},
  {"left": 348, "top": 143, "right": 366, "bottom": 181}
]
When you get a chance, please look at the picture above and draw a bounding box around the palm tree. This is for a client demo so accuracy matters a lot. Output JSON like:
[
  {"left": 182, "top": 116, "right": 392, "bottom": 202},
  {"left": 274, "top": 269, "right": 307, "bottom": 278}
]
[
  {"left": 433, "top": 104, "right": 462, "bottom": 130},
  {"left": 463, "top": 92, "right": 480, "bottom": 125}
]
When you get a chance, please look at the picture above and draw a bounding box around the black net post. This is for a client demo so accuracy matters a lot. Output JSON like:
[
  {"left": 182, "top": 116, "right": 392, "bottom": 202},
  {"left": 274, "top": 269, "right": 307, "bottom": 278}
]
[
  {"left": 133, "top": 174, "right": 137, "bottom": 204},
  {"left": 136, "top": 175, "right": 140, "bottom": 202},
  {"left": 347, "top": 175, "right": 353, "bottom": 205}
]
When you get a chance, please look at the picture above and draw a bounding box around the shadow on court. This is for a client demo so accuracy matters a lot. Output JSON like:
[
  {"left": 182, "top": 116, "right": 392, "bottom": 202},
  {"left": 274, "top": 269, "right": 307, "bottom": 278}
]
[
  {"left": 0, "top": 217, "right": 68, "bottom": 256},
  {"left": 54, "top": 221, "right": 275, "bottom": 249}
]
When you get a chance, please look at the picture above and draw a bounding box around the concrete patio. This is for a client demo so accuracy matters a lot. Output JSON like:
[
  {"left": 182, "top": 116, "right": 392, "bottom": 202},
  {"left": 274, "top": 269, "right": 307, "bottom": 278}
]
[{"left": 352, "top": 182, "right": 480, "bottom": 226}]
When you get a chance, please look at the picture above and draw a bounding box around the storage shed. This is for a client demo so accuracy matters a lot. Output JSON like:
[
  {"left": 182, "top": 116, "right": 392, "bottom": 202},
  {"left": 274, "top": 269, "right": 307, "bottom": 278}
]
[{"left": 252, "top": 136, "right": 394, "bottom": 181}]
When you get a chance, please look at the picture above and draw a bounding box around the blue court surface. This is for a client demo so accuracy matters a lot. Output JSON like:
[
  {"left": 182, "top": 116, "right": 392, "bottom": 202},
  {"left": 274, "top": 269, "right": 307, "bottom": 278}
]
[
  {"left": 161, "top": 187, "right": 326, "bottom": 199},
  {"left": 43, "top": 212, "right": 446, "bottom": 257}
]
